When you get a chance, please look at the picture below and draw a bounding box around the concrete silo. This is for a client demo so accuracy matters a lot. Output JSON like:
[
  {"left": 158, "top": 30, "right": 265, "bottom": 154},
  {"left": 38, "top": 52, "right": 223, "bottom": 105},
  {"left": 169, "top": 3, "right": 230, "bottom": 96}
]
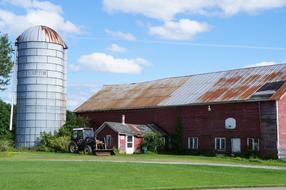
[{"left": 15, "top": 25, "right": 67, "bottom": 147}]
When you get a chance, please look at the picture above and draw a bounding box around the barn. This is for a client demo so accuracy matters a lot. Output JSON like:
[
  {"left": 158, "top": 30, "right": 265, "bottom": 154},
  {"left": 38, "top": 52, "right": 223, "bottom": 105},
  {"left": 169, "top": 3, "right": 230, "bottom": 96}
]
[{"left": 75, "top": 64, "right": 286, "bottom": 159}]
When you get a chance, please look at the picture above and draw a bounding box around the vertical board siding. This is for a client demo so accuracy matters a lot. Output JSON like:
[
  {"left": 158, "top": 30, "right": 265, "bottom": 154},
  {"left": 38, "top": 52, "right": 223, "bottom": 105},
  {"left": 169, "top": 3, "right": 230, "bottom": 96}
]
[
  {"left": 96, "top": 127, "right": 118, "bottom": 149},
  {"left": 260, "top": 101, "right": 278, "bottom": 158}
]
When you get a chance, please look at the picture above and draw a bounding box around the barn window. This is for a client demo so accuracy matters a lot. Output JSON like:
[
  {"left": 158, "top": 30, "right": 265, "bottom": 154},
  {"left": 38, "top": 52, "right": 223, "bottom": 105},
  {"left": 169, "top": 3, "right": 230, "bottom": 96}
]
[
  {"left": 247, "top": 138, "right": 259, "bottom": 151},
  {"left": 188, "top": 137, "right": 198, "bottom": 150},
  {"left": 225, "top": 118, "right": 236, "bottom": 129},
  {"left": 215, "top": 137, "right": 226, "bottom": 151}
]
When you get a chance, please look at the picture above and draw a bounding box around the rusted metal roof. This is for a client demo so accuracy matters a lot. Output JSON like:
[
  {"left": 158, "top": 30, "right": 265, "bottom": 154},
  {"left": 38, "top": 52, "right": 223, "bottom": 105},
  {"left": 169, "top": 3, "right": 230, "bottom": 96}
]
[
  {"left": 95, "top": 122, "right": 165, "bottom": 136},
  {"left": 16, "top": 25, "right": 68, "bottom": 49},
  {"left": 75, "top": 64, "right": 286, "bottom": 112}
]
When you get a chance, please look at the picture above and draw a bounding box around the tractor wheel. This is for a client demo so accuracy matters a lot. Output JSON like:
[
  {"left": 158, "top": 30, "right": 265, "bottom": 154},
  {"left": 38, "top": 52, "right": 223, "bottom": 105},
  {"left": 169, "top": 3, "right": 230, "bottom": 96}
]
[
  {"left": 69, "top": 142, "right": 79, "bottom": 153},
  {"left": 84, "top": 145, "right": 93, "bottom": 155}
]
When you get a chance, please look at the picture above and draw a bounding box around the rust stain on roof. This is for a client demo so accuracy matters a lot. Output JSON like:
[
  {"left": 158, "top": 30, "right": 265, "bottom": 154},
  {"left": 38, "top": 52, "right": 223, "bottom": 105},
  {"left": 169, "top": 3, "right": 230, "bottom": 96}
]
[
  {"left": 263, "top": 72, "right": 282, "bottom": 82},
  {"left": 75, "top": 77, "right": 189, "bottom": 112},
  {"left": 215, "top": 76, "right": 242, "bottom": 86},
  {"left": 75, "top": 64, "right": 286, "bottom": 112},
  {"left": 16, "top": 25, "right": 67, "bottom": 49},
  {"left": 240, "top": 86, "right": 262, "bottom": 99},
  {"left": 242, "top": 75, "right": 261, "bottom": 84},
  {"left": 197, "top": 88, "right": 228, "bottom": 102},
  {"left": 41, "top": 26, "right": 68, "bottom": 48}
]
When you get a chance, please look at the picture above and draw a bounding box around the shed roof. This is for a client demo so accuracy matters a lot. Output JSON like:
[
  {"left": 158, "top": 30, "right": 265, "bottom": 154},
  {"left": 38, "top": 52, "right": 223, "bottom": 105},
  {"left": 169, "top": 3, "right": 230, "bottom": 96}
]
[
  {"left": 95, "top": 122, "right": 166, "bottom": 136},
  {"left": 75, "top": 63, "right": 286, "bottom": 112}
]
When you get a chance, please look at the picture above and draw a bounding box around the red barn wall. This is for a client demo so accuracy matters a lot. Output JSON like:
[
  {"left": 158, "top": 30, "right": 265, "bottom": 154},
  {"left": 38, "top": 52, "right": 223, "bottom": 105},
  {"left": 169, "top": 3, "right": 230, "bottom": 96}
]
[{"left": 79, "top": 101, "right": 277, "bottom": 157}]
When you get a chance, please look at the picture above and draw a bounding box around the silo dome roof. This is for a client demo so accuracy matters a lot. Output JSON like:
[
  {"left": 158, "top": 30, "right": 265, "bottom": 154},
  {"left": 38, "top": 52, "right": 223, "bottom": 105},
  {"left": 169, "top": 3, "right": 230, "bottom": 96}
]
[{"left": 16, "top": 25, "right": 67, "bottom": 49}]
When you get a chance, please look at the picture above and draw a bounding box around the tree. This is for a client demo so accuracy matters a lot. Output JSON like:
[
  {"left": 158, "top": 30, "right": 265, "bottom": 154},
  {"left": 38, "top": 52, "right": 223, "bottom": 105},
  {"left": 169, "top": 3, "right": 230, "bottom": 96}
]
[
  {"left": 0, "top": 34, "right": 14, "bottom": 91},
  {"left": 0, "top": 99, "right": 15, "bottom": 137},
  {"left": 142, "top": 132, "right": 164, "bottom": 153},
  {"left": 57, "top": 111, "right": 90, "bottom": 137}
]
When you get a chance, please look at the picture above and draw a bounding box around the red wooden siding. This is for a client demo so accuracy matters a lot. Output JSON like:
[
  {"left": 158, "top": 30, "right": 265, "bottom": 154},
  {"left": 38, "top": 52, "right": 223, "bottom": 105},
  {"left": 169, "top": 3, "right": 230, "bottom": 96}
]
[
  {"left": 119, "top": 135, "right": 126, "bottom": 153},
  {"left": 96, "top": 127, "right": 118, "bottom": 149},
  {"left": 134, "top": 137, "right": 142, "bottom": 153}
]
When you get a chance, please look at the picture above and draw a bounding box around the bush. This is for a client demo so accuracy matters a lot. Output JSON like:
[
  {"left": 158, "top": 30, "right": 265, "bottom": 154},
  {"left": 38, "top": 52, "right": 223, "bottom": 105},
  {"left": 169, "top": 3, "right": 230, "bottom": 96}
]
[
  {"left": 38, "top": 132, "right": 69, "bottom": 152},
  {"left": 142, "top": 132, "right": 164, "bottom": 153},
  {"left": 0, "top": 136, "right": 14, "bottom": 151}
]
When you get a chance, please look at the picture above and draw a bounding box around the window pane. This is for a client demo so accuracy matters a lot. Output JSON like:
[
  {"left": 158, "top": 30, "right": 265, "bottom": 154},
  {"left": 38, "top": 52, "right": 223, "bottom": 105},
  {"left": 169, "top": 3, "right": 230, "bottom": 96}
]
[
  {"left": 216, "top": 139, "right": 220, "bottom": 149},
  {"left": 194, "top": 138, "right": 198, "bottom": 149},
  {"left": 127, "top": 143, "right": 132, "bottom": 148},
  {"left": 221, "top": 139, "right": 225, "bottom": 149},
  {"left": 127, "top": 136, "right": 132, "bottom": 142}
]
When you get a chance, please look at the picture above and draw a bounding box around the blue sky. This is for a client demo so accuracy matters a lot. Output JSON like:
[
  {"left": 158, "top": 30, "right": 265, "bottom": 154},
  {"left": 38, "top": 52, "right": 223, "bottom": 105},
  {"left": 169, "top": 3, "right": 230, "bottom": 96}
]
[{"left": 1, "top": 0, "right": 286, "bottom": 110}]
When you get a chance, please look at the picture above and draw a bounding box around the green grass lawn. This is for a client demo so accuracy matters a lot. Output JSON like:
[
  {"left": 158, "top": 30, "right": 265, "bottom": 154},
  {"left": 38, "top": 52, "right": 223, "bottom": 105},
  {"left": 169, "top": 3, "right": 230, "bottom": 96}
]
[
  {"left": 1, "top": 151, "right": 286, "bottom": 167},
  {"left": 0, "top": 152, "right": 286, "bottom": 190}
]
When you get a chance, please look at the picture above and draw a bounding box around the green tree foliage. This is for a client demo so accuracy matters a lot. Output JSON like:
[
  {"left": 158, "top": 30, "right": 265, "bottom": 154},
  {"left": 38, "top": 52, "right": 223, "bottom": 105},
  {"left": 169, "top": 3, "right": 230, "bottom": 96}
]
[
  {"left": 0, "top": 99, "right": 15, "bottom": 151},
  {"left": 0, "top": 99, "right": 15, "bottom": 136},
  {"left": 142, "top": 132, "right": 164, "bottom": 153},
  {"left": 58, "top": 111, "right": 90, "bottom": 137},
  {"left": 171, "top": 116, "right": 182, "bottom": 152},
  {"left": 0, "top": 34, "right": 14, "bottom": 90}
]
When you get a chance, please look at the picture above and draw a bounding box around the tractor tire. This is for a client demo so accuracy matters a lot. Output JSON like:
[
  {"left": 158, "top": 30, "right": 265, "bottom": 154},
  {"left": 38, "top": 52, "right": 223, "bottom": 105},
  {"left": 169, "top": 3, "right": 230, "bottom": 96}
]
[
  {"left": 69, "top": 142, "right": 79, "bottom": 153},
  {"left": 84, "top": 145, "right": 93, "bottom": 155}
]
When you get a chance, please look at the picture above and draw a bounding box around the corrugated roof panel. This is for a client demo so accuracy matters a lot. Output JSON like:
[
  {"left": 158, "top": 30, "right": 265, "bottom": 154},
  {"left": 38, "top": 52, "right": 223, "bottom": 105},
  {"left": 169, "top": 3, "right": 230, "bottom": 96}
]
[{"left": 75, "top": 64, "right": 286, "bottom": 112}]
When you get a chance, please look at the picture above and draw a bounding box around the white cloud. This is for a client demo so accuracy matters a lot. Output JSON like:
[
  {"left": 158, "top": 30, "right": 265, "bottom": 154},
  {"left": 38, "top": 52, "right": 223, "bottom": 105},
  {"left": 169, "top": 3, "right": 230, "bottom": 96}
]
[
  {"left": 105, "top": 29, "right": 136, "bottom": 41},
  {"left": 6, "top": 0, "right": 63, "bottom": 13},
  {"left": 0, "top": 0, "right": 80, "bottom": 36},
  {"left": 107, "top": 43, "right": 128, "bottom": 53},
  {"left": 245, "top": 61, "right": 277, "bottom": 68},
  {"left": 149, "top": 19, "right": 211, "bottom": 40},
  {"left": 78, "top": 52, "right": 150, "bottom": 74},
  {"left": 103, "top": 0, "right": 286, "bottom": 20}
]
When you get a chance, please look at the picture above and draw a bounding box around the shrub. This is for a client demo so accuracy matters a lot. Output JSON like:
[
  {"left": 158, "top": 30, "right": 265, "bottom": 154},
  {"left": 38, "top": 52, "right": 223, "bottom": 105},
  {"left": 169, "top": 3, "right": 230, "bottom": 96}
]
[
  {"left": 50, "top": 136, "right": 70, "bottom": 152},
  {"left": 142, "top": 132, "right": 164, "bottom": 153},
  {"left": 0, "top": 136, "right": 14, "bottom": 151},
  {"left": 38, "top": 132, "right": 69, "bottom": 152}
]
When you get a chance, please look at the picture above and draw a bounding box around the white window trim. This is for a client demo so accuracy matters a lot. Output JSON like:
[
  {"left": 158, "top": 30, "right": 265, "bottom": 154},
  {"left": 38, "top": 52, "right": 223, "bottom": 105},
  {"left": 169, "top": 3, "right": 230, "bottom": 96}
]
[
  {"left": 188, "top": 137, "right": 198, "bottom": 150},
  {"left": 247, "top": 138, "right": 259, "bottom": 151},
  {"left": 215, "top": 137, "right": 226, "bottom": 151}
]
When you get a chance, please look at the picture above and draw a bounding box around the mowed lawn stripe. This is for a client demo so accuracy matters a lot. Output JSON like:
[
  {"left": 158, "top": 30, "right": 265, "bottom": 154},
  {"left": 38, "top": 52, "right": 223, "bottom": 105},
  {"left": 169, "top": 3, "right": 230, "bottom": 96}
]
[{"left": 0, "top": 160, "right": 286, "bottom": 190}]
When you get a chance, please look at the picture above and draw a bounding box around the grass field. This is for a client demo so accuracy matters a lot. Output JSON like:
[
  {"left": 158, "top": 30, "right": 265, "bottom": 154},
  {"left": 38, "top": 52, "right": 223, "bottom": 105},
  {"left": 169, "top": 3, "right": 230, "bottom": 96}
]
[{"left": 1, "top": 152, "right": 286, "bottom": 190}]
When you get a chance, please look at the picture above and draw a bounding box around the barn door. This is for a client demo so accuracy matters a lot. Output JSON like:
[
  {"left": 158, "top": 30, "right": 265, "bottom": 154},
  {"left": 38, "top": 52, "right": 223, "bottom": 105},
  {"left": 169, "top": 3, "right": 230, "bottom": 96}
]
[
  {"left": 126, "top": 136, "right": 134, "bottom": 154},
  {"left": 231, "top": 138, "right": 241, "bottom": 153}
]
